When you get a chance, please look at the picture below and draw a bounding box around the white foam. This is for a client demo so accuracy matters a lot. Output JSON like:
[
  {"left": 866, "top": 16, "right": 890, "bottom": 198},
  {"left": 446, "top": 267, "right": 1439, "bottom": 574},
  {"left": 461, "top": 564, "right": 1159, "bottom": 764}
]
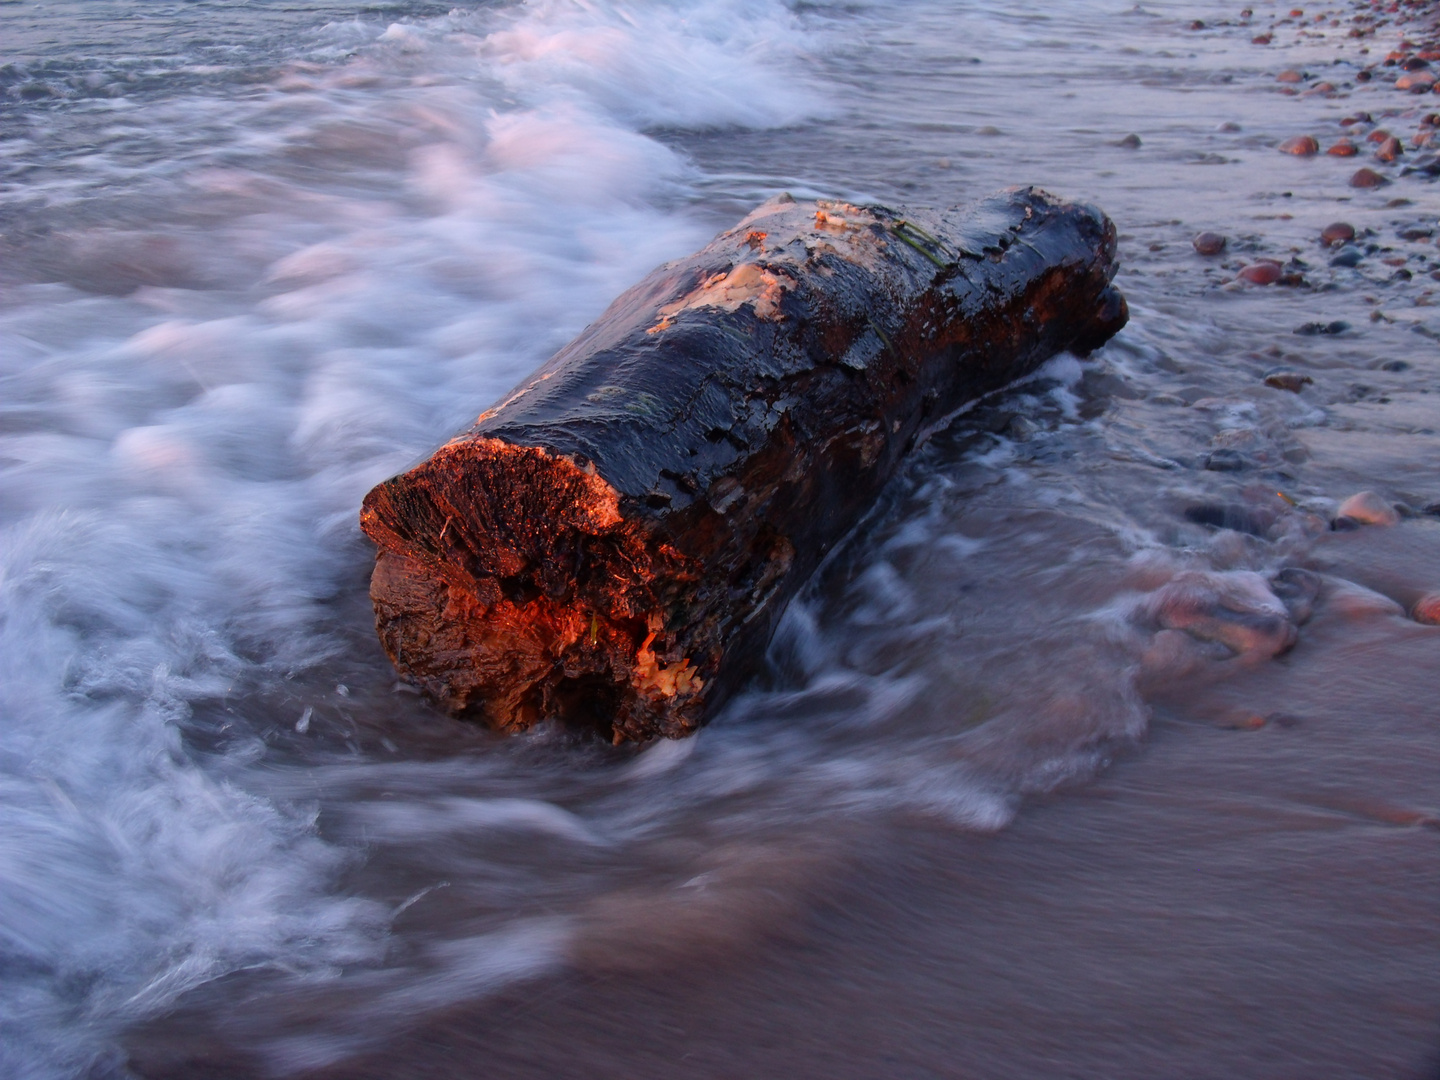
[{"left": 0, "top": 0, "right": 833, "bottom": 1074}]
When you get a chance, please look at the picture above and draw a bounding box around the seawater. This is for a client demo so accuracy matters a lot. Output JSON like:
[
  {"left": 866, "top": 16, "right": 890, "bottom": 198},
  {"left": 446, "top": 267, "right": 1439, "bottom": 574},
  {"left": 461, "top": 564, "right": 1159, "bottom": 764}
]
[{"left": 3, "top": 0, "right": 1439, "bottom": 1076}]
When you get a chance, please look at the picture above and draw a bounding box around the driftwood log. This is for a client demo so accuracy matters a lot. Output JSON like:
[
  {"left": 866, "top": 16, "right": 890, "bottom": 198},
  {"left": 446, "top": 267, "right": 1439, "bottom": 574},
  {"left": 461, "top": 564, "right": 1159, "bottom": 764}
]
[{"left": 360, "top": 187, "right": 1127, "bottom": 742}]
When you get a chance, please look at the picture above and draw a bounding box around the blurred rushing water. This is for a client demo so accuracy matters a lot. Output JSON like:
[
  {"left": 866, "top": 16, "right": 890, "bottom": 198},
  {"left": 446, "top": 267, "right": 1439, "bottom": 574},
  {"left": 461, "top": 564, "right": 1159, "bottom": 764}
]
[{"left": 2, "top": 0, "right": 1439, "bottom": 1077}]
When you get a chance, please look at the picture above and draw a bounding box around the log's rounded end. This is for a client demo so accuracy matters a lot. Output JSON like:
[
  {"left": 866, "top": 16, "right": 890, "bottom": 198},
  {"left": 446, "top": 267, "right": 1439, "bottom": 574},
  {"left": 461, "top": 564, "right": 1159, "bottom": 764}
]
[
  {"left": 1069, "top": 284, "right": 1129, "bottom": 357},
  {"left": 360, "top": 437, "right": 709, "bottom": 741}
]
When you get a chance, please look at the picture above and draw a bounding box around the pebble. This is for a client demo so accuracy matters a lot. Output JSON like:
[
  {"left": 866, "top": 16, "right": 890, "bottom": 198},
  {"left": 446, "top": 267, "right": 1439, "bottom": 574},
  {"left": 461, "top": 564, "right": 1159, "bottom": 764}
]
[
  {"left": 1335, "top": 490, "right": 1400, "bottom": 526},
  {"left": 1278, "top": 135, "right": 1320, "bottom": 155},
  {"left": 1193, "top": 231, "right": 1227, "bottom": 255},
  {"left": 1413, "top": 593, "right": 1440, "bottom": 625},
  {"left": 1341, "top": 112, "right": 1374, "bottom": 125},
  {"left": 1145, "top": 570, "right": 1297, "bottom": 660},
  {"left": 1321, "top": 221, "right": 1356, "bottom": 245},
  {"left": 1204, "top": 448, "right": 1248, "bottom": 472},
  {"left": 1330, "top": 246, "right": 1364, "bottom": 267},
  {"left": 1293, "top": 320, "right": 1350, "bottom": 335},
  {"left": 1375, "top": 136, "right": 1404, "bottom": 162},
  {"left": 1238, "top": 261, "right": 1284, "bottom": 284},
  {"left": 1351, "top": 167, "right": 1389, "bottom": 187},
  {"left": 1270, "top": 567, "right": 1322, "bottom": 625},
  {"left": 1396, "top": 71, "right": 1437, "bottom": 92},
  {"left": 1277, "top": 69, "right": 1305, "bottom": 83},
  {"left": 1366, "top": 129, "right": 1391, "bottom": 144},
  {"left": 1116, "top": 133, "right": 1142, "bottom": 148},
  {"left": 1264, "top": 370, "right": 1313, "bottom": 391},
  {"left": 1216, "top": 708, "right": 1268, "bottom": 730},
  {"left": 1327, "top": 139, "right": 1359, "bottom": 156}
]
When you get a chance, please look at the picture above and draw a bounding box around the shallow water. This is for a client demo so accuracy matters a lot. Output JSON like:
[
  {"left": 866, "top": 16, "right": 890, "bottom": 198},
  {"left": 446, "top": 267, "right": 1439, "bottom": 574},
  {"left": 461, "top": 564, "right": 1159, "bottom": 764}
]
[{"left": 2, "top": 0, "right": 1439, "bottom": 1076}]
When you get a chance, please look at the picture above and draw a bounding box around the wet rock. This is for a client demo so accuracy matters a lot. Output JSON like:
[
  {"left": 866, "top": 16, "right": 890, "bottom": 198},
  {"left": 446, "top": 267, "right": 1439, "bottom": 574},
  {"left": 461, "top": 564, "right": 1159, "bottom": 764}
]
[
  {"left": 1396, "top": 71, "right": 1437, "bottom": 92},
  {"left": 1366, "top": 129, "right": 1391, "bottom": 144},
  {"left": 1350, "top": 167, "right": 1389, "bottom": 187},
  {"left": 1193, "top": 231, "right": 1227, "bottom": 256},
  {"left": 1400, "top": 153, "right": 1440, "bottom": 177},
  {"left": 1335, "top": 490, "right": 1400, "bottom": 526},
  {"left": 1115, "top": 133, "right": 1142, "bottom": 149},
  {"left": 1375, "top": 136, "right": 1404, "bottom": 162},
  {"left": 1142, "top": 570, "right": 1298, "bottom": 661},
  {"left": 1216, "top": 708, "right": 1267, "bottom": 730},
  {"left": 1184, "top": 503, "right": 1272, "bottom": 537},
  {"left": 1204, "top": 448, "right": 1248, "bottom": 472},
  {"left": 1341, "top": 112, "right": 1374, "bottom": 125},
  {"left": 1380, "top": 359, "right": 1411, "bottom": 372},
  {"left": 1253, "top": 33, "right": 1274, "bottom": 45},
  {"left": 1327, "top": 139, "right": 1359, "bottom": 156},
  {"left": 1238, "top": 261, "right": 1284, "bottom": 284},
  {"left": 1398, "top": 226, "right": 1434, "bottom": 241},
  {"left": 1277, "top": 69, "right": 1305, "bottom": 83},
  {"left": 1278, "top": 135, "right": 1320, "bottom": 155},
  {"left": 1264, "top": 370, "right": 1314, "bottom": 390},
  {"left": 1292, "top": 320, "right": 1349, "bottom": 336},
  {"left": 1270, "top": 567, "right": 1322, "bottom": 625},
  {"left": 1321, "top": 221, "right": 1356, "bottom": 245},
  {"left": 1413, "top": 593, "right": 1440, "bottom": 625},
  {"left": 1330, "top": 246, "right": 1365, "bottom": 267}
]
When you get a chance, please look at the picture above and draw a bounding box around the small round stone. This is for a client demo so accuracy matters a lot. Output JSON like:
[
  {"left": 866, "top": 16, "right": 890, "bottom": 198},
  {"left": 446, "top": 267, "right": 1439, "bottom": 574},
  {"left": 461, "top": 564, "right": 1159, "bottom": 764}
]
[
  {"left": 1351, "top": 167, "right": 1389, "bottom": 187},
  {"left": 1366, "top": 129, "right": 1391, "bottom": 144},
  {"left": 1321, "top": 222, "right": 1356, "bottom": 246},
  {"left": 1413, "top": 594, "right": 1440, "bottom": 625},
  {"left": 1239, "top": 261, "right": 1284, "bottom": 284},
  {"left": 1193, "top": 231, "right": 1227, "bottom": 255},
  {"left": 1375, "top": 136, "right": 1403, "bottom": 162},
  {"left": 1279, "top": 135, "right": 1320, "bottom": 155},
  {"left": 1336, "top": 490, "right": 1400, "bottom": 526},
  {"left": 1277, "top": 69, "right": 1305, "bottom": 83},
  {"left": 1327, "top": 138, "right": 1358, "bottom": 156},
  {"left": 1264, "top": 370, "right": 1313, "bottom": 391}
]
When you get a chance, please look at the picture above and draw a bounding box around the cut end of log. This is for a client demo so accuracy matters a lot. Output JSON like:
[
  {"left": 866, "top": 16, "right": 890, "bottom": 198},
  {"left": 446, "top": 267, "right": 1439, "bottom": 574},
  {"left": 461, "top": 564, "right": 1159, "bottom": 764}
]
[{"left": 360, "top": 436, "right": 710, "bottom": 742}]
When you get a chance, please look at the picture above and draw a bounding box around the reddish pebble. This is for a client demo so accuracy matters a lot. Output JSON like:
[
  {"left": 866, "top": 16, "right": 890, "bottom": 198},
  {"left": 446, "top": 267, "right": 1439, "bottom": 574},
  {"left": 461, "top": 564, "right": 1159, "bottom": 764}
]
[
  {"left": 1239, "top": 261, "right": 1284, "bottom": 284},
  {"left": 1193, "top": 232, "right": 1227, "bottom": 256},
  {"left": 1321, "top": 221, "right": 1356, "bottom": 245},
  {"left": 1328, "top": 139, "right": 1359, "bottom": 156},
  {"left": 1264, "top": 370, "right": 1313, "bottom": 391},
  {"left": 1253, "top": 33, "right": 1273, "bottom": 44},
  {"left": 1278, "top": 135, "right": 1320, "bottom": 155},
  {"left": 1375, "top": 135, "right": 1403, "bottom": 162},
  {"left": 1336, "top": 490, "right": 1399, "bottom": 526},
  {"left": 1366, "top": 128, "right": 1391, "bottom": 143},
  {"left": 1289, "top": 7, "right": 1303, "bottom": 15},
  {"left": 1277, "top": 69, "right": 1305, "bottom": 83},
  {"left": 1351, "top": 167, "right": 1389, "bottom": 187},
  {"left": 1396, "top": 71, "right": 1437, "bottom": 91},
  {"left": 1413, "top": 594, "right": 1440, "bottom": 625}
]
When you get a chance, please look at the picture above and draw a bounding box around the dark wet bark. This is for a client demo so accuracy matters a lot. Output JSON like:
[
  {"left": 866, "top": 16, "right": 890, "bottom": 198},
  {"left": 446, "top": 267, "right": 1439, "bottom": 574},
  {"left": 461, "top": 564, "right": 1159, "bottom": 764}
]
[{"left": 360, "top": 187, "right": 1127, "bottom": 742}]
